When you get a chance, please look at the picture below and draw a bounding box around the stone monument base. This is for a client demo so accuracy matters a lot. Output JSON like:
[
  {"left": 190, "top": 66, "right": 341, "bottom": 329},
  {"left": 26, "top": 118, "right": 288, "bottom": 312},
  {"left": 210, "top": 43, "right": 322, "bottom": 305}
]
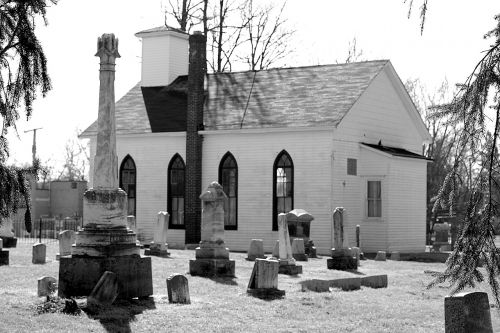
[
  {"left": 55, "top": 253, "right": 71, "bottom": 261},
  {"left": 58, "top": 255, "right": 153, "bottom": 299},
  {"left": 247, "top": 288, "right": 285, "bottom": 298},
  {"left": 278, "top": 264, "right": 303, "bottom": 275},
  {"left": 189, "top": 258, "right": 235, "bottom": 277},
  {"left": 0, "top": 236, "right": 17, "bottom": 248},
  {"left": 327, "top": 257, "right": 357, "bottom": 270},
  {"left": 144, "top": 242, "right": 170, "bottom": 257},
  {"left": 292, "top": 253, "right": 308, "bottom": 261},
  {"left": 0, "top": 250, "right": 9, "bottom": 265},
  {"left": 246, "top": 254, "right": 266, "bottom": 261}
]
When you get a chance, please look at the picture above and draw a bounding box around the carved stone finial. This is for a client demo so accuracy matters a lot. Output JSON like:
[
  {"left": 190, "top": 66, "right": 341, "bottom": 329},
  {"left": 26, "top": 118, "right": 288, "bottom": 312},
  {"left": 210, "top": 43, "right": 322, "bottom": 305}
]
[
  {"left": 199, "top": 181, "right": 227, "bottom": 202},
  {"left": 95, "top": 33, "right": 120, "bottom": 65}
]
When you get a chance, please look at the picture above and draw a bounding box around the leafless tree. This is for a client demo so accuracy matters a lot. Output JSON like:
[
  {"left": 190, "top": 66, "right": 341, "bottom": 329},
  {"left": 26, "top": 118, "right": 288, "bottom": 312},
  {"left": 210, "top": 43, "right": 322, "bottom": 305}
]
[{"left": 56, "top": 131, "right": 89, "bottom": 181}]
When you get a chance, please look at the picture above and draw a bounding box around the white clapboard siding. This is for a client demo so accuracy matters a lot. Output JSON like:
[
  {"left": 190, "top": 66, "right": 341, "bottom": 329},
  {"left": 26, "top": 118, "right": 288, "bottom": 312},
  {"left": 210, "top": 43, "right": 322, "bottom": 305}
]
[
  {"left": 387, "top": 157, "right": 427, "bottom": 252},
  {"left": 202, "top": 128, "right": 334, "bottom": 254}
]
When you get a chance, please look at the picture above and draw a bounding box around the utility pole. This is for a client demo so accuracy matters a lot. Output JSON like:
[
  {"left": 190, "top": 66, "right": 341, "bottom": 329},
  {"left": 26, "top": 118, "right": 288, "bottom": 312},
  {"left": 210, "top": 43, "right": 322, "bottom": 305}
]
[{"left": 24, "top": 127, "right": 43, "bottom": 165}]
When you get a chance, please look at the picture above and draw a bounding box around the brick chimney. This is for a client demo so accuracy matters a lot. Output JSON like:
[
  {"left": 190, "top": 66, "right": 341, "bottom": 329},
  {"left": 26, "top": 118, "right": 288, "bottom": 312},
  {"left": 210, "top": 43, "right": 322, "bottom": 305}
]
[
  {"left": 135, "top": 27, "right": 189, "bottom": 86},
  {"left": 184, "top": 31, "right": 206, "bottom": 245}
]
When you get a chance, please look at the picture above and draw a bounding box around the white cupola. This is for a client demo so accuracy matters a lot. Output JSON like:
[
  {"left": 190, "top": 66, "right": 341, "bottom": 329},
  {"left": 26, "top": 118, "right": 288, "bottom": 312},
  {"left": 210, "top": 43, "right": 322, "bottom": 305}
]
[{"left": 135, "top": 26, "right": 189, "bottom": 87}]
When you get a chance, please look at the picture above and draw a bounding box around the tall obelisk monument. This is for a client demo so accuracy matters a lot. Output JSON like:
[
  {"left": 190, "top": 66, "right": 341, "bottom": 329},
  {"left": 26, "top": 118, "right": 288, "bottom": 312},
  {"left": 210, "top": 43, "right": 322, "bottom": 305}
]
[{"left": 58, "top": 34, "right": 152, "bottom": 298}]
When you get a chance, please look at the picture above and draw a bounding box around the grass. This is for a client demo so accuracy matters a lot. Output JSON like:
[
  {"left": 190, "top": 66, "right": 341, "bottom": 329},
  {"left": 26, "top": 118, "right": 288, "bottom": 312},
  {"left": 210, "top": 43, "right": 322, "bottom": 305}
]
[{"left": 1, "top": 241, "right": 500, "bottom": 333}]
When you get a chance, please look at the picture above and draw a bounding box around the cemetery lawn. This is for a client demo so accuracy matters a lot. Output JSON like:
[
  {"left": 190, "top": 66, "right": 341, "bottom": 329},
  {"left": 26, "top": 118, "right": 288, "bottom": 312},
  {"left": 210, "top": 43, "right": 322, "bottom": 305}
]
[{"left": 1, "top": 242, "right": 500, "bottom": 333}]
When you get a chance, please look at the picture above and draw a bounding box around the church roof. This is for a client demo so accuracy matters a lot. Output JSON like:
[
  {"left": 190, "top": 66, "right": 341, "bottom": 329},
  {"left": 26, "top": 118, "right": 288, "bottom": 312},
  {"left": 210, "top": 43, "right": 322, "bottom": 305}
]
[
  {"left": 80, "top": 60, "right": 388, "bottom": 136},
  {"left": 361, "top": 142, "right": 432, "bottom": 160}
]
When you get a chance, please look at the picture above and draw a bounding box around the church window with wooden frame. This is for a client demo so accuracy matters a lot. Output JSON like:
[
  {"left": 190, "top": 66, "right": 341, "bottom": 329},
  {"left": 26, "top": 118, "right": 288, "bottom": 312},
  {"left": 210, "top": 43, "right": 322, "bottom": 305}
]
[
  {"left": 218, "top": 152, "right": 238, "bottom": 230},
  {"left": 367, "top": 180, "right": 382, "bottom": 218},
  {"left": 168, "top": 154, "right": 185, "bottom": 228},
  {"left": 119, "top": 155, "right": 136, "bottom": 217},
  {"left": 273, "top": 150, "right": 294, "bottom": 230}
]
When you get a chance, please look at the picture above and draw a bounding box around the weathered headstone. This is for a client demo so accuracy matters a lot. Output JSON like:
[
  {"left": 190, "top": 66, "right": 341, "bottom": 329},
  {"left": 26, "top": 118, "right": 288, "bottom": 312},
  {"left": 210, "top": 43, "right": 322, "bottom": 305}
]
[
  {"left": 145, "top": 211, "right": 170, "bottom": 257},
  {"left": 32, "top": 243, "right": 46, "bottom": 264},
  {"left": 390, "top": 251, "right": 400, "bottom": 261},
  {"left": 246, "top": 239, "right": 266, "bottom": 261},
  {"left": 444, "top": 291, "right": 493, "bottom": 333},
  {"left": 361, "top": 275, "right": 388, "bottom": 288},
  {"left": 37, "top": 276, "right": 57, "bottom": 297},
  {"left": 58, "top": 34, "right": 152, "bottom": 300},
  {"left": 374, "top": 251, "right": 387, "bottom": 261},
  {"left": 189, "top": 182, "right": 235, "bottom": 277},
  {"left": 291, "top": 238, "right": 308, "bottom": 261},
  {"left": 87, "top": 271, "right": 119, "bottom": 311},
  {"left": 166, "top": 274, "right": 190, "bottom": 304},
  {"left": 247, "top": 258, "right": 285, "bottom": 298},
  {"left": 327, "top": 208, "right": 357, "bottom": 270},
  {"left": 329, "top": 277, "right": 361, "bottom": 291},
  {"left": 277, "top": 214, "right": 302, "bottom": 275},
  {"left": 272, "top": 240, "right": 279, "bottom": 258},
  {"left": 351, "top": 247, "right": 361, "bottom": 266},
  {"left": 56, "top": 230, "right": 75, "bottom": 260}
]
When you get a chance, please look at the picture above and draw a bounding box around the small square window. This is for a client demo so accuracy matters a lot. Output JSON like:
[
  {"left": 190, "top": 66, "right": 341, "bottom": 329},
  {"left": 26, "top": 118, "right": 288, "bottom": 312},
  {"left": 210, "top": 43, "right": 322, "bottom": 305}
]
[
  {"left": 71, "top": 182, "right": 77, "bottom": 189},
  {"left": 347, "top": 158, "right": 357, "bottom": 175}
]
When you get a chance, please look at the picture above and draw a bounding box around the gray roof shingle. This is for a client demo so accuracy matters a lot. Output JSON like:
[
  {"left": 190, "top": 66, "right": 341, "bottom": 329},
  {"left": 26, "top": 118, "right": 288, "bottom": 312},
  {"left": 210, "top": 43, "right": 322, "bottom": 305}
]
[{"left": 80, "top": 60, "right": 388, "bottom": 136}]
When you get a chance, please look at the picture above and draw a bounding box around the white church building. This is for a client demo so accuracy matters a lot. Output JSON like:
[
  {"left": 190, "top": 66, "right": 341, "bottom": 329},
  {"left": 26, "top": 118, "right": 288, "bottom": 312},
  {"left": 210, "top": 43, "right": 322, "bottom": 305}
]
[{"left": 81, "top": 27, "right": 431, "bottom": 255}]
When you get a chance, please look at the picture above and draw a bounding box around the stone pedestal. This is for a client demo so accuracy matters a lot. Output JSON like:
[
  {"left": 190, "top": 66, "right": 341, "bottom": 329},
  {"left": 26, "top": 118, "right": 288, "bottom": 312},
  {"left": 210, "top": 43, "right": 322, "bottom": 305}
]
[
  {"left": 58, "top": 255, "right": 152, "bottom": 299},
  {"left": 327, "top": 248, "right": 357, "bottom": 270},
  {"left": 0, "top": 236, "right": 17, "bottom": 248},
  {"left": 189, "top": 182, "right": 235, "bottom": 277},
  {"left": 278, "top": 259, "right": 303, "bottom": 275},
  {"left": 0, "top": 250, "right": 9, "bottom": 266}
]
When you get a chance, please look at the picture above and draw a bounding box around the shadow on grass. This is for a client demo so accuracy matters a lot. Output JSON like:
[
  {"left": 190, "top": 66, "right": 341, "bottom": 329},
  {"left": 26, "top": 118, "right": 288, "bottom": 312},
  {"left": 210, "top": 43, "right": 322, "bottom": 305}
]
[
  {"left": 345, "top": 269, "right": 366, "bottom": 276},
  {"left": 83, "top": 297, "right": 156, "bottom": 333},
  {"left": 208, "top": 276, "right": 238, "bottom": 285}
]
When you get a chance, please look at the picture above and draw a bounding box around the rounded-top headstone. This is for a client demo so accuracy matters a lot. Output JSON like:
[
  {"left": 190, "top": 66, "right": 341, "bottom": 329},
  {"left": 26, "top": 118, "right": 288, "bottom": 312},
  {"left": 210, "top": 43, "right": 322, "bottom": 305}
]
[
  {"left": 247, "top": 239, "right": 265, "bottom": 261},
  {"left": 38, "top": 276, "right": 57, "bottom": 297},
  {"left": 167, "top": 274, "right": 190, "bottom": 304},
  {"left": 374, "top": 251, "right": 386, "bottom": 261},
  {"left": 445, "top": 291, "right": 493, "bottom": 333}
]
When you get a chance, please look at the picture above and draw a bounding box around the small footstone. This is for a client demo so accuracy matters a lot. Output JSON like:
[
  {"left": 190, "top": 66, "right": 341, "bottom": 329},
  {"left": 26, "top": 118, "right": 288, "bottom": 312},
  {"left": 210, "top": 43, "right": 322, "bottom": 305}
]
[
  {"left": 32, "top": 243, "right": 46, "bottom": 264},
  {"left": 390, "top": 251, "right": 400, "bottom": 261},
  {"left": 445, "top": 291, "right": 493, "bottom": 333},
  {"left": 87, "top": 271, "right": 119, "bottom": 311},
  {"left": 374, "top": 251, "right": 386, "bottom": 261},
  {"left": 0, "top": 250, "right": 8, "bottom": 266},
  {"left": 246, "top": 239, "right": 266, "bottom": 261},
  {"left": 167, "top": 274, "right": 190, "bottom": 304},
  {"left": 38, "top": 276, "right": 57, "bottom": 297},
  {"left": 361, "top": 275, "right": 388, "bottom": 288}
]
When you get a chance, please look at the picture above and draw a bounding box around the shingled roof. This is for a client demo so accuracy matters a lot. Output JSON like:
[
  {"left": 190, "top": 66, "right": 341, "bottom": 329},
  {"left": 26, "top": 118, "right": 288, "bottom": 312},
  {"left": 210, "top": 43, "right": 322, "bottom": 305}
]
[{"left": 80, "top": 60, "right": 388, "bottom": 136}]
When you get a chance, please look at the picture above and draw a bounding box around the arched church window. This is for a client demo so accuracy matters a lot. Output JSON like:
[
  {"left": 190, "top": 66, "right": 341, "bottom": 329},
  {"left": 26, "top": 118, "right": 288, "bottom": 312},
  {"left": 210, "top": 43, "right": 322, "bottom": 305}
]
[
  {"left": 168, "top": 154, "right": 185, "bottom": 228},
  {"left": 219, "top": 152, "right": 238, "bottom": 230},
  {"left": 119, "top": 155, "right": 136, "bottom": 217},
  {"left": 273, "top": 150, "right": 293, "bottom": 231}
]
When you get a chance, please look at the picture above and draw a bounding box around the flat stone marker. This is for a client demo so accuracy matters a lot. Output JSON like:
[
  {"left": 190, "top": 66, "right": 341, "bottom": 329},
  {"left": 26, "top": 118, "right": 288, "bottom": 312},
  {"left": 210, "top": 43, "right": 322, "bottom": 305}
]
[
  {"left": 167, "top": 274, "right": 190, "bottom": 304},
  {"left": 246, "top": 239, "right": 266, "bottom": 261},
  {"left": 361, "top": 275, "right": 388, "bottom": 288},
  {"left": 38, "top": 276, "right": 57, "bottom": 297},
  {"left": 32, "top": 243, "right": 46, "bottom": 264},
  {"left": 374, "top": 251, "right": 386, "bottom": 261},
  {"left": 390, "top": 251, "right": 400, "bottom": 261},
  {"left": 291, "top": 238, "right": 308, "bottom": 261},
  {"left": 445, "top": 291, "right": 493, "bottom": 333},
  {"left": 247, "top": 258, "right": 284, "bottom": 298},
  {"left": 57, "top": 230, "right": 75, "bottom": 260},
  {"left": 87, "top": 271, "right": 119, "bottom": 310}
]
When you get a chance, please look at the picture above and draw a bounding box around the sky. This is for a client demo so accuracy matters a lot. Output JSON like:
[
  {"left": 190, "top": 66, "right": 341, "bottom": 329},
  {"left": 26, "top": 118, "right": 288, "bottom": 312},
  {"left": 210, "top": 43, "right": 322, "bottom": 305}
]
[{"left": 6, "top": 0, "right": 500, "bottom": 174}]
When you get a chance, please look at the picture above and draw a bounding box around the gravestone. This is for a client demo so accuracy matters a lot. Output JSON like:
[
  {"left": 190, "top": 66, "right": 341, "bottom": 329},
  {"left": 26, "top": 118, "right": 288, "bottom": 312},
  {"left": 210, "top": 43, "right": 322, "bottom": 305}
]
[
  {"left": 272, "top": 240, "right": 279, "bottom": 258},
  {"left": 246, "top": 239, "right": 266, "bottom": 261},
  {"left": 32, "top": 243, "right": 46, "bottom": 264},
  {"left": 390, "top": 251, "right": 400, "bottom": 261},
  {"left": 356, "top": 224, "right": 365, "bottom": 260},
  {"left": 445, "top": 291, "right": 493, "bottom": 333},
  {"left": 58, "top": 34, "right": 152, "bottom": 300},
  {"left": 145, "top": 211, "right": 170, "bottom": 257},
  {"left": 327, "top": 208, "right": 357, "bottom": 270},
  {"left": 87, "top": 271, "right": 119, "bottom": 311},
  {"left": 56, "top": 230, "right": 75, "bottom": 260},
  {"left": 0, "top": 238, "right": 7, "bottom": 266},
  {"left": 0, "top": 216, "right": 17, "bottom": 248},
  {"left": 361, "top": 275, "right": 388, "bottom": 288},
  {"left": 127, "top": 215, "right": 136, "bottom": 232},
  {"left": 285, "top": 209, "right": 316, "bottom": 258},
  {"left": 351, "top": 247, "right": 361, "bottom": 267},
  {"left": 189, "top": 182, "right": 235, "bottom": 277},
  {"left": 291, "top": 238, "right": 308, "bottom": 261},
  {"left": 37, "top": 276, "right": 57, "bottom": 297},
  {"left": 374, "top": 251, "right": 387, "bottom": 261},
  {"left": 247, "top": 258, "right": 285, "bottom": 298},
  {"left": 167, "top": 274, "right": 190, "bottom": 304},
  {"left": 277, "top": 214, "right": 302, "bottom": 275},
  {"left": 433, "top": 223, "right": 450, "bottom": 251}
]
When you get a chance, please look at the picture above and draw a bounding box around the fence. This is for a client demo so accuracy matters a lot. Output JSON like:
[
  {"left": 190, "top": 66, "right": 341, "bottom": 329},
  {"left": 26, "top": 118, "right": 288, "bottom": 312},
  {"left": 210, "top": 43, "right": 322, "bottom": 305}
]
[{"left": 12, "top": 209, "right": 83, "bottom": 244}]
